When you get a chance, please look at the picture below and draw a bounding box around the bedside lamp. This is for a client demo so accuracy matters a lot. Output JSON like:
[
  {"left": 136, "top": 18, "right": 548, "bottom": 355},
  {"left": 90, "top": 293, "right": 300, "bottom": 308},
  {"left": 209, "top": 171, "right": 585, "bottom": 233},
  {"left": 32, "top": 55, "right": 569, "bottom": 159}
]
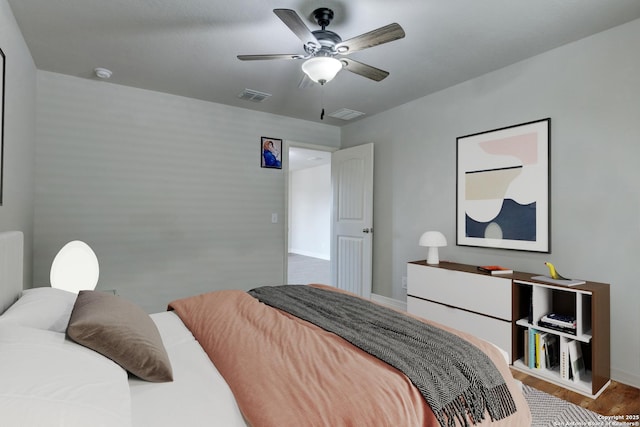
[
  {"left": 50, "top": 240, "right": 99, "bottom": 294},
  {"left": 419, "top": 231, "right": 447, "bottom": 265}
]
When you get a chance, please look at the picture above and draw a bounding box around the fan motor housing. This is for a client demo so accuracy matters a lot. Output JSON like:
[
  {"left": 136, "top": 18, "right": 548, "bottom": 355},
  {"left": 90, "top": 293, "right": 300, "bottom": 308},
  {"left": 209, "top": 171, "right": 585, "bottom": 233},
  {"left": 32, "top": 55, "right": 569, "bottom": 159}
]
[{"left": 305, "top": 30, "right": 342, "bottom": 55}]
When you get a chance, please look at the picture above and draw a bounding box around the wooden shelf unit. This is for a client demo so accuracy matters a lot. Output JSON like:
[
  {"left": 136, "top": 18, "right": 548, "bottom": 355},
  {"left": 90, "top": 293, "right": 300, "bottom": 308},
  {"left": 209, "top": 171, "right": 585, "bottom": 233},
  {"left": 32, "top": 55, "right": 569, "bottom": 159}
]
[
  {"left": 406, "top": 260, "right": 610, "bottom": 398},
  {"left": 511, "top": 276, "right": 610, "bottom": 398}
]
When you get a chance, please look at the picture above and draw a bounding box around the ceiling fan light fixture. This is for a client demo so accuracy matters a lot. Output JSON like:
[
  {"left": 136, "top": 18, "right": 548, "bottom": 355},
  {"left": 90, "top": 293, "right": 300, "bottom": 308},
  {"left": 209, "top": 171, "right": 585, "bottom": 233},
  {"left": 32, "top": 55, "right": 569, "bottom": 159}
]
[{"left": 301, "top": 57, "right": 343, "bottom": 85}]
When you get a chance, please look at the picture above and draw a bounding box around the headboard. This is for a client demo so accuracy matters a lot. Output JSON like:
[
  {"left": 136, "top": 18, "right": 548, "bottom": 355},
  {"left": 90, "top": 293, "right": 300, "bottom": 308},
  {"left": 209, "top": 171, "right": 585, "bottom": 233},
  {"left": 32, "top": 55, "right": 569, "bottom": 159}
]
[{"left": 0, "top": 231, "right": 23, "bottom": 314}]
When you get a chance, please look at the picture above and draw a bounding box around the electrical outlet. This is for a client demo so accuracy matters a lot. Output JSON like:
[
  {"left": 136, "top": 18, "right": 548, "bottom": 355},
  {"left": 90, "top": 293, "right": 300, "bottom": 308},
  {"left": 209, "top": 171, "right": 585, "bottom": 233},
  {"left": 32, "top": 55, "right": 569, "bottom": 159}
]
[
  {"left": 271, "top": 213, "right": 278, "bottom": 223},
  {"left": 401, "top": 276, "right": 407, "bottom": 290}
]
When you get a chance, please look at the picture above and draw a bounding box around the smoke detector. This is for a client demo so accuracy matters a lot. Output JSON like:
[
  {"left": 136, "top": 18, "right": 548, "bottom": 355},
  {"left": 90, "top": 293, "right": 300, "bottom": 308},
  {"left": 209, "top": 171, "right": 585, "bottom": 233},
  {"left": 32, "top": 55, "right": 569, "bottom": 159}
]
[{"left": 94, "top": 68, "right": 113, "bottom": 79}]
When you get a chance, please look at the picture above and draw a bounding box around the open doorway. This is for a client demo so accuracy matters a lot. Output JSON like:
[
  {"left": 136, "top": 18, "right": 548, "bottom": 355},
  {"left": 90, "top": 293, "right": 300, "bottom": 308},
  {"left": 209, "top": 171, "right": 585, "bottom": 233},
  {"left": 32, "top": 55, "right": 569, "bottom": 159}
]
[{"left": 287, "top": 146, "right": 332, "bottom": 285}]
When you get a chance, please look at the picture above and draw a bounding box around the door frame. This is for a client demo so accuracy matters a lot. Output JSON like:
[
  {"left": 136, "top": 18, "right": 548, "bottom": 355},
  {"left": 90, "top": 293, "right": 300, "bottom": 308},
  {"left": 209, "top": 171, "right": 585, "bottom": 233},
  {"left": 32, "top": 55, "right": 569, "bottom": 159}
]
[{"left": 283, "top": 140, "right": 337, "bottom": 285}]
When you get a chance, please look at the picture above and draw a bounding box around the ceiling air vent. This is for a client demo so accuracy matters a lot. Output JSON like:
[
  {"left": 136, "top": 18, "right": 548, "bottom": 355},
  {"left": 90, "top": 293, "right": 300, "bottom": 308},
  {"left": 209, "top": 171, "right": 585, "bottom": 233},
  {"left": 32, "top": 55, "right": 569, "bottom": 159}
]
[
  {"left": 237, "top": 88, "right": 272, "bottom": 103},
  {"left": 328, "top": 108, "right": 365, "bottom": 120}
]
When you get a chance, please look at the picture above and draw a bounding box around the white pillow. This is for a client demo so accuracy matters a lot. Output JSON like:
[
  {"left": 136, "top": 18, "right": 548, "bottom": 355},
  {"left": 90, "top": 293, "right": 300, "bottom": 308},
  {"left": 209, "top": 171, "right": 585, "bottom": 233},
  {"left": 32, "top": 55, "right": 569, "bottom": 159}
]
[
  {"left": 0, "top": 325, "right": 132, "bottom": 427},
  {"left": 0, "top": 287, "right": 76, "bottom": 332}
]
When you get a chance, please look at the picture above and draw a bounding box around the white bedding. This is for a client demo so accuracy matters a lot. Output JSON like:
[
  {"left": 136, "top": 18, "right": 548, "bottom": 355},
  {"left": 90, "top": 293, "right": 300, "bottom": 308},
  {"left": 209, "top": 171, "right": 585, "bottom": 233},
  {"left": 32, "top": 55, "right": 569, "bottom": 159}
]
[
  {"left": 129, "top": 311, "right": 247, "bottom": 427},
  {"left": 0, "top": 325, "right": 132, "bottom": 427}
]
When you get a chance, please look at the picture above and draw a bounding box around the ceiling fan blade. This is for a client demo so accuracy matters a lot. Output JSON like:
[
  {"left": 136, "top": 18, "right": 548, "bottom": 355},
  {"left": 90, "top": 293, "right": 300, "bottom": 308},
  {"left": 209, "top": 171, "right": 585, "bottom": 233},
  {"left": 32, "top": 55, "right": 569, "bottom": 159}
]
[
  {"left": 273, "top": 9, "right": 320, "bottom": 52},
  {"left": 237, "top": 54, "right": 303, "bottom": 61},
  {"left": 336, "top": 23, "right": 405, "bottom": 54},
  {"left": 341, "top": 58, "right": 389, "bottom": 82}
]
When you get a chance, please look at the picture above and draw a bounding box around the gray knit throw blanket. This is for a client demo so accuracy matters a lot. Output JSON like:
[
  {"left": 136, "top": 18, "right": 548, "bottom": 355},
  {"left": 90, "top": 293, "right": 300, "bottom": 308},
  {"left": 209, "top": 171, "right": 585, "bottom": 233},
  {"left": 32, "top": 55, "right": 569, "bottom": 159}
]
[{"left": 248, "top": 285, "right": 517, "bottom": 427}]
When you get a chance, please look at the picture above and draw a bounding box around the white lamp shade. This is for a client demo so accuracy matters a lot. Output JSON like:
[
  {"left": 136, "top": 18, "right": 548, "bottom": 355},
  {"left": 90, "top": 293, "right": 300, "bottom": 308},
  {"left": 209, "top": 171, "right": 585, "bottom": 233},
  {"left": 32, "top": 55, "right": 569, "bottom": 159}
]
[
  {"left": 419, "top": 231, "right": 447, "bottom": 265},
  {"left": 50, "top": 240, "right": 99, "bottom": 294},
  {"left": 301, "top": 57, "right": 343, "bottom": 84},
  {"left": 419, "top": 231, "right": 447, "bottom": 247}
]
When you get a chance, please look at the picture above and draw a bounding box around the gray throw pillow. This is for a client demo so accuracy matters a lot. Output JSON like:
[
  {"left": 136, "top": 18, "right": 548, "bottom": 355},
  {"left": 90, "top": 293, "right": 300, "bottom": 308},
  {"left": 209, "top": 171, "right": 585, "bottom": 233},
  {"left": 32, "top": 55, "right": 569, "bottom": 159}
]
[{"left": 67, "top": 290, "right": 173, "bottom": 382}]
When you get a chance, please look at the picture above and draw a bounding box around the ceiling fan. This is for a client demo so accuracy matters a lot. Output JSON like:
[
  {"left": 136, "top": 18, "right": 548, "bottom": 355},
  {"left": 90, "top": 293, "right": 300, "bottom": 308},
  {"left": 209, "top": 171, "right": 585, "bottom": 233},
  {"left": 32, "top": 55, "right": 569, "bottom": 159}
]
[{"left": 237, "top": 8, "right": 405, "bottom": 85}]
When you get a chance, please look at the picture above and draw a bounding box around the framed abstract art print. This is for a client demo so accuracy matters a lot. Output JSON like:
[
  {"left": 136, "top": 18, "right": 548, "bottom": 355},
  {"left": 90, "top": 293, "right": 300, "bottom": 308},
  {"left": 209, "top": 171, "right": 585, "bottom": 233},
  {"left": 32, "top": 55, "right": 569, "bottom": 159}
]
[{"left": 456, "top": 118, "right": 550, "bottom": 253}]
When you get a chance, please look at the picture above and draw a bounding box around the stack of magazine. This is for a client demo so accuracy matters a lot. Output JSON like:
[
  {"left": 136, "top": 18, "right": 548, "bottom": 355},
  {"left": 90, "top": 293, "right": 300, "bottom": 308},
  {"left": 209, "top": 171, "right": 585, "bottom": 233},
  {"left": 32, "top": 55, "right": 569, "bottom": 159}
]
[{"left": 538, "top": 313, "right": 577, "bottom": 335}]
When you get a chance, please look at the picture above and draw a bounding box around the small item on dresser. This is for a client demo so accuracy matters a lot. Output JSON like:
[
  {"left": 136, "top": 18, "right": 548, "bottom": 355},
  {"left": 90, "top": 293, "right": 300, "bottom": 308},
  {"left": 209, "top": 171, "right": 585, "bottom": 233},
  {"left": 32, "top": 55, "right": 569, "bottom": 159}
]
[
  {"left": 477, "top": 265, "right": 513, "bottom": 275},
  {"left": 535, "top": 262, "right": 586, "bottom": 286}
]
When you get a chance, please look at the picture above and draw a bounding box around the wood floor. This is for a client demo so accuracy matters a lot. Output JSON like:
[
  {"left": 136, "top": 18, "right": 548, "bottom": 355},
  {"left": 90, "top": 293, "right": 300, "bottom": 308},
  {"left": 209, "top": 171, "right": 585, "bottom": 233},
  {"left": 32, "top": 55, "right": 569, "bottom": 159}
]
[{"left": 511, "top": 369, "right": 640, "bottom": 417}]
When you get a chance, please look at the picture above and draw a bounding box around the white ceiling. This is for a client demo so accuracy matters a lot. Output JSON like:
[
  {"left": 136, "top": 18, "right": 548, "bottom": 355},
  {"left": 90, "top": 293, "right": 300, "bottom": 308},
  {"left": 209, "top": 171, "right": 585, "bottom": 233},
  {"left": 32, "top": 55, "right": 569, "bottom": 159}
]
[{"left": 8, "top": 0, "right": 640, "bottom": 126}]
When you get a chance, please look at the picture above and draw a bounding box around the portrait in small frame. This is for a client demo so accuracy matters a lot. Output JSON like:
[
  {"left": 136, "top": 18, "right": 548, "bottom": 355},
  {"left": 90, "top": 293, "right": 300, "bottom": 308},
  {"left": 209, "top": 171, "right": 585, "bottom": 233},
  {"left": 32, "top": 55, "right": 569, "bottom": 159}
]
[{"left": 261, "top": 137, "right": 282, "bottom": 169}]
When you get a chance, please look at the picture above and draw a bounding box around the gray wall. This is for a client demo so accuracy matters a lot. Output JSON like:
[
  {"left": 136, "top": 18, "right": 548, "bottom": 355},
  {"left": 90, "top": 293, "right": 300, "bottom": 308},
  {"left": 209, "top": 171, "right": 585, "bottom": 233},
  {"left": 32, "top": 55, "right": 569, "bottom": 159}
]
[
  {"left": 0, "top": 0, "right": 36, "bottom": 288},
  {"left": 342, "top": 18, "right": 640, "bottom": 387},
  {"left": 34, "top": 71, "right": 340, "bottom": 312}
]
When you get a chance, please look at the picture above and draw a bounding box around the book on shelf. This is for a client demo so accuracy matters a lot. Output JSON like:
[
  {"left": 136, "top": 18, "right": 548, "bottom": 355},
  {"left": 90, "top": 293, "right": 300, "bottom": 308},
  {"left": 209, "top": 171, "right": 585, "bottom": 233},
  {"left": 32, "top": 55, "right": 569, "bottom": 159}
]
[
  {"left": 477, "top": 265, "right": 513, "bottom": 275},
  {"left": 560, "top": 336, "right": 571, "bottom": 380},
  {"left": 526, "top": 328, "right": 559, "bottom": 371},
  {"left": 529, "top": 328, "right": 538, "bottom": 369},
  {"left": 543, "top": 334, "right": 559, "bottom": 369},
  {"left": 568, "top": 340, "right": 586, "bottom": 382},
  {"left": 533, "top": 329, "right": 541, "bottom": 369},
  {"left": 523, "top": 329, "right": 529, "bottom": 367},
  {"left": 538, "top": 332, "right": 547, "bottom": 370},
  {"left": 535, "top": 332, "right": 543, "bottom": 369}
]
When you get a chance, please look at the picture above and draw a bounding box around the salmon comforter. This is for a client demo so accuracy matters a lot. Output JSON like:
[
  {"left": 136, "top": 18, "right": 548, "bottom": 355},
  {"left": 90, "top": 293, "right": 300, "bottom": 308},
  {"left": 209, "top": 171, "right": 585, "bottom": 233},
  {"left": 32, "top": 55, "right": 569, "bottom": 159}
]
[{"left": 168, "top": 285, "right": 531, "bottom": 427}]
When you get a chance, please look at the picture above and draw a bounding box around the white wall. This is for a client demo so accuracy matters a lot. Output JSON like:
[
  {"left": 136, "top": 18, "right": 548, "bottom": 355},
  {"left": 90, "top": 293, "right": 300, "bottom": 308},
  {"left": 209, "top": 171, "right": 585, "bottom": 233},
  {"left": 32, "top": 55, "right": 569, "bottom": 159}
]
[
  {"left": 0, "top": 0, "right": 36, "bottom": 288},
  {"left": 288, "top": 163, "right": 330, "bottom": 259},
  {"left": 34, "top": 71, "right": 340, "bottom": 312},
  {"left": 342, "top": 18, "right": 640, "bottom": 387}
]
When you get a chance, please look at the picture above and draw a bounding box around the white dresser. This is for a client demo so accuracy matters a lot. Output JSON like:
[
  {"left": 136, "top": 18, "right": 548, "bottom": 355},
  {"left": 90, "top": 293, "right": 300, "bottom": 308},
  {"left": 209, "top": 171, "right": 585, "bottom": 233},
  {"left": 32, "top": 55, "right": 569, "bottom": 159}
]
[
  {"left": 407, "top": 260, "right": 611, "bottom": 397},
  {"left": 406, "top": 261, "right": 514, "bottom": 361}
]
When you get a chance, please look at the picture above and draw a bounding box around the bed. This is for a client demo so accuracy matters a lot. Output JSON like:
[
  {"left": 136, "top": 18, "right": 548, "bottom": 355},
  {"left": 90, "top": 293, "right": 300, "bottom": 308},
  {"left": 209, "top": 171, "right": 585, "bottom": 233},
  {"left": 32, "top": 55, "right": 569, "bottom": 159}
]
[{"left": 0, "top": 231, "right": 531, "bottom": 426}]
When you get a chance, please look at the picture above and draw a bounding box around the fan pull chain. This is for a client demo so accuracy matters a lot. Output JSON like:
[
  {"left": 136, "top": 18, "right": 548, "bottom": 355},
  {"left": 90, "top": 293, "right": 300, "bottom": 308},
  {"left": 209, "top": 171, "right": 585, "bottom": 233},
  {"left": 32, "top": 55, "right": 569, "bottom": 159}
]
[{"left": 320, "top": 84, "right": 325, "bottom": 120}]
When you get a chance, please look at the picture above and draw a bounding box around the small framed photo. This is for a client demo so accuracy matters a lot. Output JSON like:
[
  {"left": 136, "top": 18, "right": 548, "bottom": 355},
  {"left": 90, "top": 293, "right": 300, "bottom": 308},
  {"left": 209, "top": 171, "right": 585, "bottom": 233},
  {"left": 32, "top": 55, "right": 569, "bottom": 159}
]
[
  {"left": 456, "top": 118, "right": 550, "bottom": 253},
  {"left": 261, "top": 137, "right": 282, "bottom": 169}
]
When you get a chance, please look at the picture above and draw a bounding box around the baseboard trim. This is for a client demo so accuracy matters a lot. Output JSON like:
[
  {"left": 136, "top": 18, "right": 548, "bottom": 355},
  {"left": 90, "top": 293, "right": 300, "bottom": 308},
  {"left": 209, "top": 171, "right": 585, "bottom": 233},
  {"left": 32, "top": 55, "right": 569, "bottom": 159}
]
[
  {"left": 611, "top": 368, "right": 640, "bottom": 389},
  {"left": 288, "top": 250, "right": 330, "bottom": 260},
  {"left": 371, "top": 293, "right": 407, "bottom": 311}
]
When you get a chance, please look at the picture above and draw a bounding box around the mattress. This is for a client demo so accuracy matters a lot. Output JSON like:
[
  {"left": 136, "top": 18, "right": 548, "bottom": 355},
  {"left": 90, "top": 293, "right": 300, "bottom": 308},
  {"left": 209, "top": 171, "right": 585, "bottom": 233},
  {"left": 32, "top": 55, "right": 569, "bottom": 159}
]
[{"left": 129, "top": 311, "right": 248, "bottom": 427}]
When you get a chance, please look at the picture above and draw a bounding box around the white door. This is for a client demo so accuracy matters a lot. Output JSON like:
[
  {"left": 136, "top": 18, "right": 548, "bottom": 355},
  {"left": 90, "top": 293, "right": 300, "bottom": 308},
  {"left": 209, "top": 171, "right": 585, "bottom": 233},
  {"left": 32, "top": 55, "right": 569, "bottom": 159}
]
[{"left": 331, "top": 143, "right": 374, "bottom": 298}]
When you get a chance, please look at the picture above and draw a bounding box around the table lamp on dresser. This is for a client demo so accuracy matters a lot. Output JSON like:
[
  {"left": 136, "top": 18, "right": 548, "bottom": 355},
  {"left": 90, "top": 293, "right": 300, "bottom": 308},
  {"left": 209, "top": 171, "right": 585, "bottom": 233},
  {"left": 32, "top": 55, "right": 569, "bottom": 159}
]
[{"left": 419, "top": 231, "right": 447, "bottom": 265}]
